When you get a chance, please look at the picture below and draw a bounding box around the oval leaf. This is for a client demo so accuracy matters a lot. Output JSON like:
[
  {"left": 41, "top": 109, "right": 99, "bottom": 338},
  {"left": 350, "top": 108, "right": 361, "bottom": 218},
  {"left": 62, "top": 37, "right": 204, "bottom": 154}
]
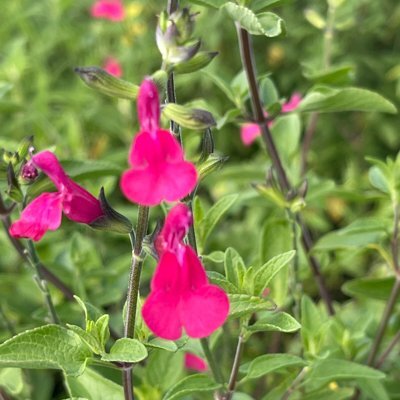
[{"left": 101, "top": 338, "right": 148, "bottom": 363}]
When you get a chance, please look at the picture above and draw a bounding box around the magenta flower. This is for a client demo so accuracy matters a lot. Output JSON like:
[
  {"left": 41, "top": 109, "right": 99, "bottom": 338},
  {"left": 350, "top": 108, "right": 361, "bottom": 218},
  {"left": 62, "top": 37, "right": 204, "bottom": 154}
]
[
  {"left": 185, "top": 353, "right": 208, "bottom": 372},
  {"left": 9, "top": 151, "right": 103, "bottom": 241},
  {"left": 142, "top": 204, "right": 229, "bottom": 340},
  {"left": 241, "top": 93, "right": 302, "bottom": 146},
  {"left": 120, "top": 79, "right": 197, "bottom": 206},
  {"left": 90, "top": 0, "right": 125, "bottom": 21},
  {"left": 103, "top": 57, "right": 123, "bottom": 78}
]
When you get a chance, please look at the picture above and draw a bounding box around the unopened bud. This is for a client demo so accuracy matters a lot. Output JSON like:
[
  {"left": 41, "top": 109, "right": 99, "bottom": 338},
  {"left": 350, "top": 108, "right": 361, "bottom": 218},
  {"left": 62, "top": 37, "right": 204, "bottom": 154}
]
[
  {"left": 171, "top": 8, "right": 195, "bottom": 44},
  {"left": 89, "top": 188, "right": 133, "bottom": 234},
  {"left": 197, "top": 154, "right": 228, "bottom": 180},
  {"left": 20, "top": 161, "right": 39, "bottom": 184},
  {"left": 173, "top": 51, "right": 218, "bottom": 75},
  {"left": 3, "top": 151, "right": 19, "bottom": 166},
  {"left": 199, "top": 129, "right": 214, "bottom": 163},
  {"left": 74, "top": 67, "right": 139, "bottom": 100},
  {"left": 162, "top": 103, "right": 215, "bottom": 130}
]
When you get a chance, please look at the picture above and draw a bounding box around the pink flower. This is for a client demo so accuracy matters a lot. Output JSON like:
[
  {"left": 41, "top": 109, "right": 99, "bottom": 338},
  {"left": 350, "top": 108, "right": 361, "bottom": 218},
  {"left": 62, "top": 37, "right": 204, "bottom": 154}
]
[
  {"left": 90, "top": 0, "right": 125, "bottom": 22},
  {"left": 142, "top": 204, "right": 229, "bottom": 340},
  {"left": 120, "top": 79, "right": 197, "bottom": 206},
  {"left": 9, "top": 151, "right": 103, "bottom": 241},
  {"left": 185, "top": 353, "right": 208, "bottom": 372},
  {"left": 103, "top": 57, "right": 123, "bottom": 77},
  {"left": 241, "top": 93, "right": 302, "bottom": 146}
]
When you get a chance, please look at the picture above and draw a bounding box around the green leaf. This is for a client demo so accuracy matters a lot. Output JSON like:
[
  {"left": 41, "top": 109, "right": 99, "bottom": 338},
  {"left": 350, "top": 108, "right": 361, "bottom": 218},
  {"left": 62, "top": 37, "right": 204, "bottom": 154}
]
[
  {"left": 300, "top": 388, "right": 355, "bottom": 400},
  {"left": 298, "top": 87, "right": 397, "bottom": 114},
  {"left": 0, "top": 368, "right": 24, "bottom": 395},
  {"left": 223, "top": 3, "right": 285, "bottom": 37},
  {"left": 187, "top": 0, "right": 227, "bottom": 8},
  {"left": 313, "top": 218, "right": 388, "bottom": 251},
  {"left": 253, "top": 250, "right": 295, "bottom": 295},
  {"left": 303, "top": 65, "right": 354, "bottom": 86},
  {"left": 228, "top": 294, "right": 275, "bottom": 319},
  {"left": 67, "top": 324, "right": 104, "bottom": 355},
  {"left": 342, "top": 277, "right": 398, "bottom": 302},
  {"left": 246, "top": 312, "right": 301, "bottom": 334},
  {"left": 101, "top": 338, "right": 148, "bottom": 363},
  {"left": 240, "top": 354, "right": 306, "bottom": 380},
  {"left": 163, "top": 374, "right": 221, "bottom": 400},
  {"left": 252, "top": 0, "right": 291, "bottom": 12},
  {"left": 145, "top": 338, "right": 178, "bottom": 352},
  {"left": 358, "top": 378, "right": 390, "bottom": 400},
  {"left": 207, "top": 271, "right": 239, "bottom": 293},
  {"left": 0, "top": 325, "right": 91, "bottom": 376},
  {"left": 306, "top": 359, "right": 385, "bottom": 384},
  {"left": 196, "top": 194, "right": 238, "bottom": 251},
  {"left": 224, "top": 247, "right": 246, "bottom": 289},
  {"left": 67, "top": 368, "right": 123, "bottom": 400}
]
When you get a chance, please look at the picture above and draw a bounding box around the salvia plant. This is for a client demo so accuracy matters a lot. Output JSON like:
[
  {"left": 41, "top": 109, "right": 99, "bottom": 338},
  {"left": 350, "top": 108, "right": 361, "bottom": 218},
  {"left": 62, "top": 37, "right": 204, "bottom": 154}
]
[{"left": 0, "top": 0, "right": 399, "bottom": 399}]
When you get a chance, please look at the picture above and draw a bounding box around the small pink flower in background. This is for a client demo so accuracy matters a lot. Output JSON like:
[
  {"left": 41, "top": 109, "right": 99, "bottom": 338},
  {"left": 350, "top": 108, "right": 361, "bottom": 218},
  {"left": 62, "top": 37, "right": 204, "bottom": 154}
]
[
  {"left": 120, "top": 79, "right": 197, "bottom": 206},
  {"left": 142, "top": 203, "right": 229, "bottom": 340},
  {"left": 91, "top": 0, "right": 125, "bottom": 22},
  {"left": 240, "top": 93, "right": 302, "bottom": 146},
  {"left": 185, "top": 353, "right": 208, "bottom": 372},
  {"left": 9, "top": 151, "right": 103, "bottom": 241},
  {"left": 103, "top": 57, "right": 123, "bottom": 77}
]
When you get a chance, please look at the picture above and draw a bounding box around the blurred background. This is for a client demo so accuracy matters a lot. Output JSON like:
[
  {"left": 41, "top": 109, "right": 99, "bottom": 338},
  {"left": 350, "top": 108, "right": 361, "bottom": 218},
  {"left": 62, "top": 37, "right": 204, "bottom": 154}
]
[{"left": 0, "top": 0, "right": 400, "bottom": 398}]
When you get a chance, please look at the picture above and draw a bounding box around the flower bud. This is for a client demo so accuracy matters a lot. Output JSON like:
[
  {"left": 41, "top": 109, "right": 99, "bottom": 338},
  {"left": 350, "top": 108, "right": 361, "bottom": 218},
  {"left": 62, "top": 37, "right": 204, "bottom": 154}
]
[
  {"left": 197, "top": 154, "right": 228, "bottom": 180},
  {"left": 171, "top": 8, "right": 195, "bottom": 45},
  {"left": 162, "top": 103, "right": 216, "bottom": 130},
  {"left": 3, "top": 151, "right": 19, "bottom": 166},
  {"left": 19, "top": 160, "right": 39, "bottom": 184},
  {"left": 199, "top": 129, "right": 214, "bottom": 163},
  {"left": 89, "top": 187, "right": 133, "bottom": 234},
  {"left": 173, "top": 51, "right": 218, "bottom": 74},
  {"left": 74, "top": 67, "right": 139, "bottom": 100}
]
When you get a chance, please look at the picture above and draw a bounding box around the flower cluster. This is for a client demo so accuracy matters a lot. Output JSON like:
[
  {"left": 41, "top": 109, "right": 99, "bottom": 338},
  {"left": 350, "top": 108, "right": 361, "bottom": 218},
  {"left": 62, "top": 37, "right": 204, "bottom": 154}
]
[
  {"left": 10, "top": 151, "right": 103, "bottom": 241},
  {"left": 142, "top": 203, "right": 229, "bottom": 340},
  {"left": 241, "top": 93, "right": 301, "bottom": 146}
]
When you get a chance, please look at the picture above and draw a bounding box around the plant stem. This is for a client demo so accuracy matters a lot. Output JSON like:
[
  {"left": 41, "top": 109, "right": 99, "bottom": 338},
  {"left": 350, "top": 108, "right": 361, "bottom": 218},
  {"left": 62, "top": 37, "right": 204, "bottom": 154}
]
[
  {"left": 0, "top": 305, "right": 16, "bottom": 336},
  {"left": 26, "top": 240, "right": 60, "bottom": 325},
  {"left": 122, "top": 206, "right": 149, "bottom": 400},
  {"left": 235, "top": 24, "right": 334, "bottom": 316},
  {"left": 223, "top": 335, "right": 245, "bottom": 400},
  {"left": 281, "top": 367, "right": 308, "bottom": 400},
  {"left": 376, "top": 330, "right": 400, "bottom": 369}
]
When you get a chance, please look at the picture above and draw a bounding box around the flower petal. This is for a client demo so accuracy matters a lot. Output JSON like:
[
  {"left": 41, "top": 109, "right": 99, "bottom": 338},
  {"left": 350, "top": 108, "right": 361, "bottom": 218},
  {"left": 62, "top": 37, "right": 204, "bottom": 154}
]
[
  {"left": 181, "top": 284, "right": 230, "bottom": 338},
  {"left": 282, "top": 93, "right": 302, "bottom": 113},
  {"left": 155, "top": 203, "right": 192, "bottom": 256},
  {"left": 103, "top": 57, "right": 123, "bottom": 77},
  {"left": 121, "top": 130, "right": 197, "bottom": 206},
  {"left": 142, "top": 252, "right": 183, "bottom": 340},
  {"left": 90, "top": 0, "right": 125, "bottom": 21},
  {"left": 240, "top": 123, "right": 261, "bottom": 146},
  {"left": 9, "top": 192, "right": 63, "bottom": 241},
  {"left": 137, "top": 79, "right": 160, "bottom": 136},
  {"left": 32, "top": 151, "right": 69, "bottom": 191},
  {"left": 61, "top": 180, "right": 103, "bottom": 224},
  {"left": 185, "top": 353, "right": 208, "bottom": 372},
  {"left": 180, "top": 247, "right": 229, "bottom": 338}
]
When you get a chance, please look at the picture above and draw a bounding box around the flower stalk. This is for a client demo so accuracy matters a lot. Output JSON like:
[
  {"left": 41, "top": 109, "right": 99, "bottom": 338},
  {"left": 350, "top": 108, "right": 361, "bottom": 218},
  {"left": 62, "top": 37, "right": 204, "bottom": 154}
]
[{"left": 122, "top": 206, "right": 149, "bottom": 400}]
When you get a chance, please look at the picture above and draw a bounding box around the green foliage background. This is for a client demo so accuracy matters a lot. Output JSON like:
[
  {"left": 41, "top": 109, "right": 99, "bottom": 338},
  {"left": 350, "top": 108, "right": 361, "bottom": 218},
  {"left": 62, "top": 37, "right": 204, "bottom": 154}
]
[{"left": 1, "top": 0, "right": 400, "bottom": 399}]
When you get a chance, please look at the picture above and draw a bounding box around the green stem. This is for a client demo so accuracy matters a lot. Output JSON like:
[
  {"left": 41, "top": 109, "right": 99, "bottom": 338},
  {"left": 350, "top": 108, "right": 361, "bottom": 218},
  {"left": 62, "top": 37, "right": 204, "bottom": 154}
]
[
  {"left": 0, "top": 305, "right": 16, "bottom": 336},
  {"left": 26, "top": 240, "right": 60, "bottom": 325},
  {"left": 235, "top": 24, "right": 334, "bottom": 316},
  {"left": 122, "top": 206, "right": 149, "bottom": 400}
]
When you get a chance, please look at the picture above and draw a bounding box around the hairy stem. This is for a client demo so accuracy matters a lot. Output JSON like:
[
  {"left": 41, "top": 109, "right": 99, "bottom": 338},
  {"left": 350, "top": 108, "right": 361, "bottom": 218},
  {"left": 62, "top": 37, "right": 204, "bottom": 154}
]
[
  {"left": 235, "top": 25, "right": 334, "bottom": 315},
  {"left": 122, "top": 206, "right": 149, "bottom": 400},
  {"left": 26, "top": 240, "right": 60, "bottom": 325}
]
